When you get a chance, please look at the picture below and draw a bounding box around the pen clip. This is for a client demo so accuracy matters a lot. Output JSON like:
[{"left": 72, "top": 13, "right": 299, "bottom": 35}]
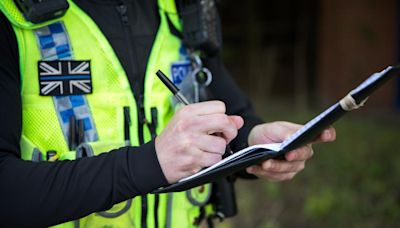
[{"left": 156, "top": 70, "right": 190, "bottom": 105}]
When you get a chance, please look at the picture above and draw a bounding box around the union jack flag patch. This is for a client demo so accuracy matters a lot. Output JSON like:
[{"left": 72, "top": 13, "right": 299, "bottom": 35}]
[{"left": 38, "top": 60, "right": 92, "bottom": 96}]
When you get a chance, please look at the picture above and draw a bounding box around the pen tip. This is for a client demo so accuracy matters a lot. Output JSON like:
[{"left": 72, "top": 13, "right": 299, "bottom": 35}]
[{"left": 156, "top": 70, "right": 164, "bottom": 77}]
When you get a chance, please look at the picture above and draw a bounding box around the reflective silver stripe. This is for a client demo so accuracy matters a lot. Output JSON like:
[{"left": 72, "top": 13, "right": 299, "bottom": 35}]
[
  {"left": 34, "top": 22, "right": 99, "bottom": 145},
  {"left": 74, "top": 219, "right": 80, "bottom": 228},
  {"left": 53, "top": 96, "right": 99, "bottom": 143},
  {"left": 165, "top": 193, "right": 173, "bottom": 228},
  {"left": 34, "top": 23, "right": 72, "bottom": 61}
]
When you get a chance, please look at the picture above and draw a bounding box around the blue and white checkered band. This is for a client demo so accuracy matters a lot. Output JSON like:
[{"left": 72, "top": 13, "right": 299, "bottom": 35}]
[{"left": 34, "top": 22, "right": 98, "bottom": 144}]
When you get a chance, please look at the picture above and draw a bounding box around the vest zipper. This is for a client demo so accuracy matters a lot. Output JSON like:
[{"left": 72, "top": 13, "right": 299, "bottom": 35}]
[{"left": 116, "top": 3, "right": 148, "bottom": 228}]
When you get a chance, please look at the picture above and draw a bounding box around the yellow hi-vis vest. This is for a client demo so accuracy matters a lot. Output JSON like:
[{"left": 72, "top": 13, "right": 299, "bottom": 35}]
[{"left": 0, "top": 0, "right": 213, "bottom": 227}]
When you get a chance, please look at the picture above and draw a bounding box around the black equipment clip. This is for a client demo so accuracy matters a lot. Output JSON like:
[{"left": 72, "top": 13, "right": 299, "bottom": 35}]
[
  {"left": 14, "top": 0, "right": 69, "bottom": 24},
  {"left": 178, "top": 0, "right": 222, "bottom": 57}
]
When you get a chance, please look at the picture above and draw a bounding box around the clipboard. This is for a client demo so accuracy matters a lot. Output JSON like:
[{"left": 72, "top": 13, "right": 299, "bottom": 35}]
[{"left": 153, "top": 65, "right": 400, "bottom": 193}]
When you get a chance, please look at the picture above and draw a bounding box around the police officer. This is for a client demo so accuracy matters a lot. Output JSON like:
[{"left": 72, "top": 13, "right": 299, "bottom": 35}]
[{"left": 0, "top": 0, "right": 335, "bottom": 227}]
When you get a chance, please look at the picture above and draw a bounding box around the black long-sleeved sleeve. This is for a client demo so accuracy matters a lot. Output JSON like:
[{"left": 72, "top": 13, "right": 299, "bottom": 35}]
[
  {"left": 0, "top": 144, "right": 168, "bottom": 227},
  {"left": 0, "top": 12, "right": 168, "bottom": 227}
]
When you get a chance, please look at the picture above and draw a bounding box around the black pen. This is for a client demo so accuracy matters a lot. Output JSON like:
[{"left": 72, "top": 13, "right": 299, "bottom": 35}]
[{"left": 156, "top": 70, "right": 190, "bottom": 105}]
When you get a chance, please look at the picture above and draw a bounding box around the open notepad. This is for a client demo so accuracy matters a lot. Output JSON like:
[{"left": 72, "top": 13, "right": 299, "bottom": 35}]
[{"left": 153, "top": 66, "right": 400, "bottom": 193}]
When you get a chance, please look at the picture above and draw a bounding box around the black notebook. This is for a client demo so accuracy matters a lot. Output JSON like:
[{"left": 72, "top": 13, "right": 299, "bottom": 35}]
[{"left": 153, "top": 66, "right": 400, "bottom": 193}]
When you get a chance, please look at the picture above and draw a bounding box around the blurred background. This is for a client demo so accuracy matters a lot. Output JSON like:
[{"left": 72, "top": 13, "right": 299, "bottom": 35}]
[{"left": 215, "top": 0, "right": 400, "bottom": 227}]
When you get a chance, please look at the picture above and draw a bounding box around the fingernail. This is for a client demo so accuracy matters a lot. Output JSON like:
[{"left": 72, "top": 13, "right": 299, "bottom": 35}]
[{"left": 324, "top": 130, "right": 331, "bottom": 140}]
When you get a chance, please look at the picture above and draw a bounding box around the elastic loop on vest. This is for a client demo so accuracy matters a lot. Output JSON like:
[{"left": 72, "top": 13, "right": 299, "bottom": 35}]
[
  {"left": 339, "top": 93, "right": 368, "bottom": 111},
  {"left": 97, "top": 200, "right": 132, "bottom": 218},
  {"left": 75, "top": 143, "right": 94, "bottom": 158},
  {"left": 186, "top": 185, "right": 212, "bottom": 207},
  {"left": 32, "top": 148, "right": 43, "bottom": 162}
]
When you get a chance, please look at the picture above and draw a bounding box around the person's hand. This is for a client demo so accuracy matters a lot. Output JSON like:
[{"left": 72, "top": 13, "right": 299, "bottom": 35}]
[
  {"left": 155, "top": 101, "right": 244, "bottom": 183},
  {"left": 246, "top": 121, "right": 336, "bottom": 181}
]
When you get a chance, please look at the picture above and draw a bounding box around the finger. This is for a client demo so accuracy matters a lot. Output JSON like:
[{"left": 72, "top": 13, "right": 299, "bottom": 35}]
[
  {"left": 285, "top": 145, "right": 314, "bottom": 161},
  {"left": 263, "top": 172, "right": 297, "bottom": 182},
  {"left": 178, "top": 100, "right": 226, "bottom": 117},
  {"left": 229, "top": 115, "right": 244, "bottom": 129},
  {"left": 182, "top": 145, "right": 222, "bottom": 169},
  {"left": 275, "top": 121, "right": 303, "bottom": 132},
  {"left": 256, "top": 121, "right": 301, "bottom": 143},
  {"left": 246, "top": 166, "right": 297, "bottom": 182},
  {"left": 185, "top": 166, "right": 202, "bottom": 176},
  {"left": 199, "top": 152, "right": 222, "bottom": 168},
  {"left": 177, "top": 146, "right": 203, "bottom": 174},
  {"left": 191, "top": 114, "right": 239, "bottom": 143},
  {"left": 194, "top": 134, "right": 227, "bottom": 155},
  {"left": 312, "top": 127, "right": 336, "bottom": 143},
  {"left": 260, "top": 159, "right": 306, "bottom": 173}
]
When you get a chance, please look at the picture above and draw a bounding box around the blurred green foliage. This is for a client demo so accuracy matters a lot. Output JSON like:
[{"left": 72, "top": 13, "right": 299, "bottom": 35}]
[{"left": 217, "top": 108, "right": 400, "bottom": 228}]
